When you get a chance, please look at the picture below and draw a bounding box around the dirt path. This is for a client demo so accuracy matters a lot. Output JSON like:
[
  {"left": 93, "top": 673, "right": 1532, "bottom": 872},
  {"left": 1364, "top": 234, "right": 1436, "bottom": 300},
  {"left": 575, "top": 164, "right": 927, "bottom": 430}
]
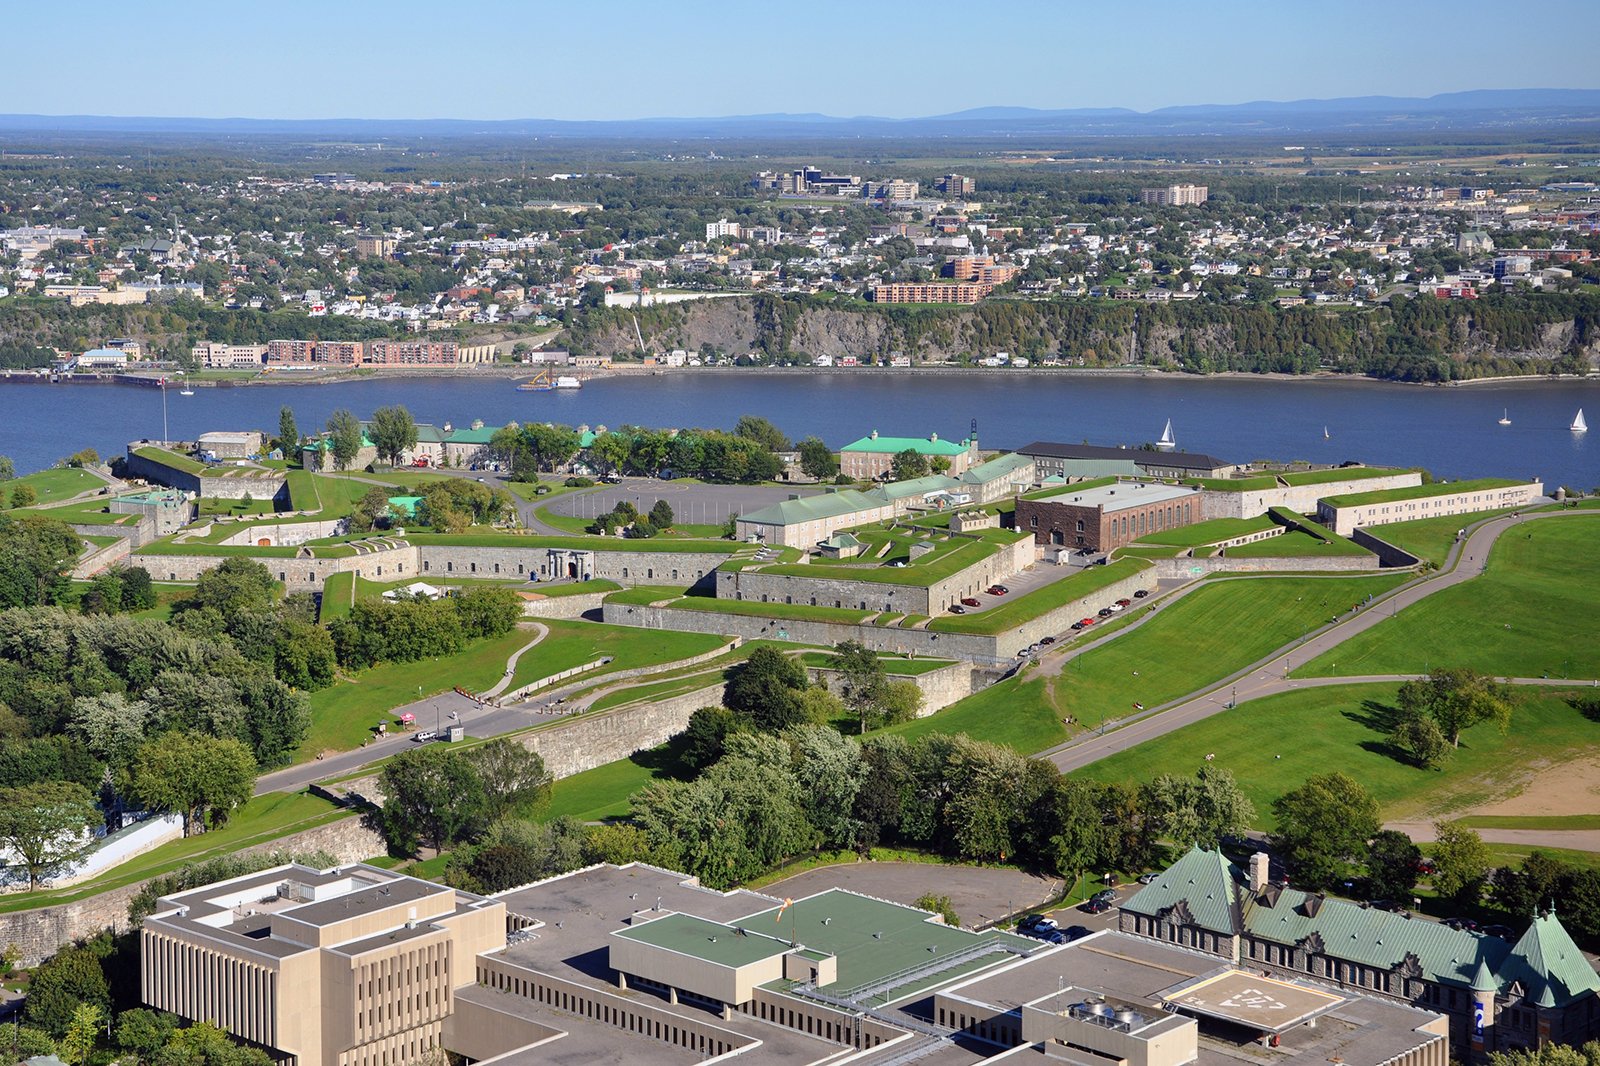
[{"left": 1387, "top": 822, "right": 1600, "bottom": 852}]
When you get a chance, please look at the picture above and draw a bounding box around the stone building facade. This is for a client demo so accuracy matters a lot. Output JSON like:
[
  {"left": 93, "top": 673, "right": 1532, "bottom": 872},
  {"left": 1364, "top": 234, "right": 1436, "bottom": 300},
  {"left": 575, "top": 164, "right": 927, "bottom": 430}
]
[{"left": 1017, "top": 482, "right": 1200, "bottom": 551}]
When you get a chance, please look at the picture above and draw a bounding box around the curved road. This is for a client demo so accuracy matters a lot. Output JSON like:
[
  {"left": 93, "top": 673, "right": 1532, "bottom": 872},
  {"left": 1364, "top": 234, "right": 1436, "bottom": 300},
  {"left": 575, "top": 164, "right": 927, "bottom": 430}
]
[{"left": 1040, "top": 509, "right": 1599, "bottom": 774}]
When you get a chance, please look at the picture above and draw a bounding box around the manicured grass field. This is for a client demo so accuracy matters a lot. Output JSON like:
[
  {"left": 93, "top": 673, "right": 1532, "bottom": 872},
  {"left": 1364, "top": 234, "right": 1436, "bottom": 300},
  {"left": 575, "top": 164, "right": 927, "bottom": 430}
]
[
  {"left": 1137, "top": 514, "right": 1277, "bottom": 547},
  {"left": 0, "top": 791, "right": 346, "bottom": 913},
  {"left": 663, "top": 597, "right": 875, "bottom": 624},
  {"left": 199, "top": 497, "right": 278, "bottom": 517},
  {"left": 882, "top": 670, "right": 1068, "bottom": 753},
  {"left": 1224, "top": 529, "right": 1372, "bottom": 558},
  {"left": 604, "top": 585, "right": 697, "bottom": 606},
  {"left": 753, "top": 533, "right": 1018, "bottom": 588},
  {"left": 543, "top": 740, "right": 693, "bottom": 822},
  {"left": 2, "top": 466, "right": 104, "bottom": 506},
  {"left": 1053, "top": 573, "right": 1409, "bottom": 729},
  {"left": 531, "top": 579, "right": 620, "bottom": 598},
  {"left": 1359, "top": 508, "right": 1514, "bottom": 565},
  {"left": 1322, "top": 476, "right": 1522, "bottom": 509},
  {"left": 300, "top": 628, "right": 540, "bottom": 757},
  {"left": 1074, "top": 683, "right": 1600, "bottom": 831},
  {"left": 405, "top": 531, "right": 736, "bottom": 553},
  {"left": 927, "top": 559, "right": 1152, "bottom": 635},
  {"left": 505, "top": 620, "right": 726, "bottom": 692},
  {"left": 1296, "top": 516, "right": 1600, "bottom": 679}
]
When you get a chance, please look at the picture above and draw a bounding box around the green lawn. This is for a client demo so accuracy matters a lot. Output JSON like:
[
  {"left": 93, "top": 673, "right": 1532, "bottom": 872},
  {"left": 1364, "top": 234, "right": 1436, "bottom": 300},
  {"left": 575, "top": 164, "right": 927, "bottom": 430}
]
[
  {"left": 531, "top": 579, "right": 621, "bottom": 597},
  {"left": 1360, "top": 508, "right": 1515, "bottom": 565},
  {"left": 1137, "top": 514, "right": 1277, "bottom": 547},
  {"left": 604, "top": 585, "right": 698, "bottom": 606},
  {"left": 752, "top": 534, "right": 1016, "bottom": 588},
  {"left": 1321, "top": 476, "right": 1522, "bottom": 509},
  {"left": 663, "top": 597, "right": 875, "bottom": 625},
  {"left": 2, "top": 466, "right": 104, "bottom": 507},
  {"left": 1297, "top": 516, "right": 1600, "bottom": 680},
  {"left": 285, "top": 468, "right": 321, "bottom": 511},
  {"left": 133, "top": 445, "right": 209, "bottom": 475},
  {"left": 542, "top": 738, "right": 693, "bottom": 822},
  {"left": 301, "top": 628, "right": 539, "bottom": 757},
  {"left": 927, "top": 559, "right": 1153, "bottom": 635},
  {"left": 882, "top": 670, "right": 1068, "bottom": 753},
  {"left": 405, "top": 531, "right": 736, "bottom": 554},
  {"left": 0, "top": 791, "right": 346, "bottom": 913},
  {"left": 1074, "top": 683, "right": 1600, "bottom": 831},
  {"left": 505, "top": 620, "right": 727, "bottom": 692},
  {"left": 1225, "top": 529, "right": 1372, "bottom": 558},
  {"left": 1279, "top": 467, "right": 1408, "bottom": 487},
  {"left": 1054, "top": 573, "right": 1409, "bottom": 730},
  {"left": 797, "top": 652, "right": 957, "bottom": 675},
  {"left": 199, "top": 497, "right": 278, "bottom": 517}
]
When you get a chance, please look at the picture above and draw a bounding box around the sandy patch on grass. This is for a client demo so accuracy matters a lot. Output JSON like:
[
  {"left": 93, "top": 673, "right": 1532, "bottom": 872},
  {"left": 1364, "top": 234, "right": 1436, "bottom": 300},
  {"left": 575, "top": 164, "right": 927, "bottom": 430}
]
[{"left": 1464, "top": 753, "right": 1600, "bottom": 817}]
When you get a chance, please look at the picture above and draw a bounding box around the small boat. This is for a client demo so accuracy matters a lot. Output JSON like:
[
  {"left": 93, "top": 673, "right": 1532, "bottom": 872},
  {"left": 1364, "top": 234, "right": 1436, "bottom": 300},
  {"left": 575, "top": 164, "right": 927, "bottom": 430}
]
[
  {"left": 516, "top": 379, "right": 553, "bottom": 392},
  {"left": 1574, "top": 408, "right": 1589, "bottom": 434},
  {"left": 1323, "top": 425, "right": 1330, "bottom": 441},
  {"left": 1155, "top": 418, "right": 1176, "bottom": 451},
  {"left": 554, "top": 376, "right": 582, "bottom": 390},
  {"left": 1498, "top": 408, "right": 1512, "bottom": 426},
  {"left": 179, "top": 385, "right": 195, "bottom": 396}
]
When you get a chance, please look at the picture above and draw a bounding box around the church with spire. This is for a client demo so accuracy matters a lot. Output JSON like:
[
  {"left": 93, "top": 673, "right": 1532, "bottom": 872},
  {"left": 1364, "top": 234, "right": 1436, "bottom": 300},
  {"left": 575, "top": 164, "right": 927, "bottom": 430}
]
[{"left": 1119, "top": 846, "right": 1600, "bottom": 1059}]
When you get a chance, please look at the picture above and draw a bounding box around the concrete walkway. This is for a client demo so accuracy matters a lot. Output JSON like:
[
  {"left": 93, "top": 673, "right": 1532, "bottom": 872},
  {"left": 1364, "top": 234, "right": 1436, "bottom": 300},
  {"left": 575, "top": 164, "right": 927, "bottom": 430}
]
[
  {"left": 1040, "top": 509, "right": 1600, "bottom": 773},
  {"left": 1388, "top": 822, "right": 1600, "bottom": 853},
  {"left": 481, "top": 624, "right": 549, "bottom": 698}
]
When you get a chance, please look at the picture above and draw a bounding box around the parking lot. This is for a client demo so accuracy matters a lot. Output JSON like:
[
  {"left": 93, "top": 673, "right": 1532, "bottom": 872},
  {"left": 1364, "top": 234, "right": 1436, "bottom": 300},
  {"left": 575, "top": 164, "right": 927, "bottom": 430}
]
[{"left": 546, "top": 478, "right": 820, "bottom": 527}]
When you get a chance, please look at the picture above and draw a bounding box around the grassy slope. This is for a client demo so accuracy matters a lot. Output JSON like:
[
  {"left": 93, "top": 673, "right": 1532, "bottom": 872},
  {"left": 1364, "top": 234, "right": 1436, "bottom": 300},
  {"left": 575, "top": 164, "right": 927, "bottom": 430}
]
[
  {"left": 1297, "top": 516, "right": 1600, "bottom": 679},
  {"left": 1053, "top": 573, "right": 1409, "bottom": 729},
  {"left": 1074, "top": 683, "right": 1599, "bottom": 831},
  {"left": 1226, "top": 529, "right": 1372, "bottom": 558},
  {"left": 927, "top": 559, "right": 1152, "bottom": 635},
  {"left": 1360, "top": 508, "right": 1516, "bottom": 565},
  {"left": 2, "top": 467, "right": 104, "bottom": 507},
  {"left": 883, "top": 669, "right": 1068, "bottom": 753},
  {"left": 505, "top": 620, "right": 727, "bottom": 691}
]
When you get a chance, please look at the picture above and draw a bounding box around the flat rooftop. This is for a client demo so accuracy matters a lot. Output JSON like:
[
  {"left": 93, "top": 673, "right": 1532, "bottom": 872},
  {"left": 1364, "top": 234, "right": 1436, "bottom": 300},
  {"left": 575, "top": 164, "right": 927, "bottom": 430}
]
[
  {"left": 944, "top": 932, "right": 1446, "bottom": 1065},
  {"left": 614, "top": 913, "right": 794, "bottom": 969},
  {"left": 1031, "top": 480, "right": 1198, "bottom": 513},
  {"left": 1161, "top": 968, "right": 1347, "bottom": 1034}
]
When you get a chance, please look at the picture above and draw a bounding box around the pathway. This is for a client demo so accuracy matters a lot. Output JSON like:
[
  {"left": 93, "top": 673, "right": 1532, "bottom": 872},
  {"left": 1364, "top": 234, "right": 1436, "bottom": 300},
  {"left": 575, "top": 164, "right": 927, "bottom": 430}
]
[
  {"left": 1387, "top": 822, "right": 1600, "bottom": 852},
  {"left": 1038, "top": 509, "right": 1598, "bottom": 773},
  {"left": 481, "top": 623, "right": 549, "bottom": 698}
]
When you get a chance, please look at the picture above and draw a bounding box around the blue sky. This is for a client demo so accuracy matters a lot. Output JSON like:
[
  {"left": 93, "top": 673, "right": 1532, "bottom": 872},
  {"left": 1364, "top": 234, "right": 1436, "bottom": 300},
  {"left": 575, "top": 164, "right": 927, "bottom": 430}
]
[{"left": 10, "top": 0, "right": 1597, "bottom": 120}]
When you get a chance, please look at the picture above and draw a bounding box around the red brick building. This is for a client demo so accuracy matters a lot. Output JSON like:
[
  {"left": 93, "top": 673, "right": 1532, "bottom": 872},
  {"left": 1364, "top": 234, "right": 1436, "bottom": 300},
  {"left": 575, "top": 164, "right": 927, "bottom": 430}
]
[{"left": 1015, "top": 481, "right": 1200, "bottom": 551}]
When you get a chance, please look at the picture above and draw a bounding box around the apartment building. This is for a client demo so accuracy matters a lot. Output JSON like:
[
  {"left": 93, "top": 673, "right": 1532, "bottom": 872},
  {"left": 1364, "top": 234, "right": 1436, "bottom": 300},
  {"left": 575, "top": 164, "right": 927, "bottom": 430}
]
[
  {"left": 868, "top": 281, "right": 990, "bottom": 304},
  {"left": 864, "top": 179, "right": 919, "bottom": 202},
  {"left": 1141, "top": 184, "right": 1210, "bottom": 206},
  {"left": 946, "top": 256, "right": 1020, "bottom": 285},
  {"left": 705, "top": 219, "right": 742, "bottom": 241},
  {"left": 366, "top": 341, "right": 459, "bottom": 366},
  {"left": 140, "top": 862, "right": 505, "bottom": 1066},
  {"left": 265, "top": 339, "right": 318, "bottom": 367},
  {"left": 354, "top": 234, "right": 397, "bottom": 257}
]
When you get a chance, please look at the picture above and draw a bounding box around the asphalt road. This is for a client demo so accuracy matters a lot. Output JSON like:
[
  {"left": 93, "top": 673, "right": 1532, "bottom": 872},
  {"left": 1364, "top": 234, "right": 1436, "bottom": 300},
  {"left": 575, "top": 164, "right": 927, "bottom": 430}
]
[{"left": 1040, "top": 509, "right": 1598, "bottom": 774}]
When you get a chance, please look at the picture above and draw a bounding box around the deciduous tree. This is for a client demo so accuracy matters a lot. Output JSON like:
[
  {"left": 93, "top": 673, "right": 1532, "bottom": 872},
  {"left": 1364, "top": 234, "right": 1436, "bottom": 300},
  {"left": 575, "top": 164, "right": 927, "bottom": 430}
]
[
  {"left": 1366, "top": 829, "right": 1422, "bottom": 901},
  {"left": 1271, "top": 772, "right": 1380, "bottom": 890},
  {"left": 131, "top": 733, "right": 257, "bottom": 836},
  {"left": 1399, "top": 668, "right": 1515, "bottom": 748},
  {"left": 369, "top": 405, "right": 419, "bottom": 467},
  {"left": 0, "top": 781, "right": 101, "bottom": 889},
  {"left": 325, "top": 408, "right": 363, "bottom": 471},
  {"left": 1432, "top": 820, "right": 1491, "bottom": 905}
]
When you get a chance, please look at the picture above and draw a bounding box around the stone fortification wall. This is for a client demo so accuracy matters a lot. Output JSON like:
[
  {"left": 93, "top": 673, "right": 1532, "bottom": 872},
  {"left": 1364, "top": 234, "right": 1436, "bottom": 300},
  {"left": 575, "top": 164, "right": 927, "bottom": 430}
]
[
  {"left": 196, "top": 471, "right": 289, "bottom": 503},
  {"left": 1199, "top": 473, "right": 1423, "bottom": 520},
  {"left": 518, "top": 591, "right": 610, "bottom": 619},
  {"left": 134, "top": 544, "right": 420, "bottom": 593},
  {"left": 606, "top": 601, "right": 1003, "bottom": 660},
  {"left": 0, "top": 815, "right": 383, "bottom": 967},
  {"left": 124, "top": 447, "right": 202, "bottom": 494},
  {"left": 71, "top": 537, "right": 132, "bottom": 578},
  {"left": 1351, "top": 528, "right": 1422, "bottom": 568},
  {"left": 416, "top": 544, "right": 729, "bottom": 589},
  {"left": 808, "top": 661, "right": 980, "bottom": 715},
  {"left": 217, "top": 517, "right": 346, "bottom": 547},
  {"left": 1146, "top": 554, "right": 1381, "bottom": 581},
  {"left": 715, "top": 536, "right": 1032, "bottom": 617}
]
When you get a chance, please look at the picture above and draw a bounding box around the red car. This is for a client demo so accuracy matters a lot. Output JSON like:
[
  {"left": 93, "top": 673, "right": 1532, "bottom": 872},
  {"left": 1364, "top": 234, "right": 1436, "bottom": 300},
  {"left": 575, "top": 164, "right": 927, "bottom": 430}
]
[
  {"left": 1078, "top": 617, "right": 1096, "bottom": 627},
  {"left": 961, "top": 597, "right": 981, "bottom": 608},
  {"left": 1116, "top": 598, "right": 1133, "bottom": 607}
]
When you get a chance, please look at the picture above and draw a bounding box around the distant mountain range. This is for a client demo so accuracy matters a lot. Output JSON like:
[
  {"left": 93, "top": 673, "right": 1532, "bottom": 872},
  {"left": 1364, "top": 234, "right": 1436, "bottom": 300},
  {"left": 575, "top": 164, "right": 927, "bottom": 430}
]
[{"left": 1, "top": 88, "right": 1597, "bottom": 139}]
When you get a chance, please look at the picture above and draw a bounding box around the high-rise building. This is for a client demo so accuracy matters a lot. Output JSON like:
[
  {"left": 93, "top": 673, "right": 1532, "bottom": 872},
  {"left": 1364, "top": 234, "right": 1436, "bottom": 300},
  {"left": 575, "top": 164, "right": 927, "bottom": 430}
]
[
  {"left": 1141, "top": 184, "right": 1209, "bottom": 206},
  {"left": 936, "top": 174, "right": 976, "bottom": 198},
  {"left": 366, "top": 341, "right": 459, "bottom": 365}
]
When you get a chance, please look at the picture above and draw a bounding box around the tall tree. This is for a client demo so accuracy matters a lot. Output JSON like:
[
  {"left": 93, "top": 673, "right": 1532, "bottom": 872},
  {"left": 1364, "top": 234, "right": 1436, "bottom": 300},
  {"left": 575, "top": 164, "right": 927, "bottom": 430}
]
[
  {"left": 828, "top": 641, "right": 890, "bottom": 734},
  {"left": 277, "top": 406, "right": 300, "bottom": 454},
  {"left": 723, "top": 646, "right": 810, "bottom": 731},
  {"left": 131, "top": 732, "right": 257, "bottom": 836},
  {"left": 587, "top": 431, "right": 630, "bottom": 476},
  {"left": 734, "top": 414, "right": 791, "bottom": 451},
  {"left": 1398, "top": 668, "right": 1515, "bottom": 747},
  {"left": 1432, "top": 820, "right": 1491, "bottom": 905},
  {"left": 369, "top": 405, "right": 419, "bottom": 467},
  {"left": 325, "top": 408, "right": 364, "bottom": 472},
  {"left": 1366, "top": 829, "right": 1423, "bottom": 901},
  {"left": 0, "top": 781, "right": 101, "bottom": 889},
  {"left": 379, "top": 746, "right": 488, "bottom": 854},
  {"left": 891, "top": 448, "right": 930, "bottom": 481},
  {"left": 0, "top": 514, "right": 82, "bottom": 607},
  {"left": 464, "top": 739, "right": 552, "bottom": 821},
  {"left": 796, "top": 437, "right": 838, "bottom": 481},
  {"left": 1141, "top": 766, "right": 1255, "bottom": 850},
  {"left": 1271, "top": 772, "right": 1380, "bottom": 890}
]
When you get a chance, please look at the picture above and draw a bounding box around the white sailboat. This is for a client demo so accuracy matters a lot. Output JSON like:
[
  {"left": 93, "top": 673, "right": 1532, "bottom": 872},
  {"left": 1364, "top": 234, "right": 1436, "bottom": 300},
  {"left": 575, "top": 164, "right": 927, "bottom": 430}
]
[
  {"left": 179, "top": 383, "right": 195, "bottom": 396},
  {"left": 1323, "top": 425, "right": 1330, "bottom": 441},
  {"left": 1574, "top": 408, "right": 1589, "bottom": 434},
  {"left": 1498, "top": 408, "right": 1512, "bottom": 426},
  {"left": 1155, "top": 418, "right": 1176, "bottom": 451}
]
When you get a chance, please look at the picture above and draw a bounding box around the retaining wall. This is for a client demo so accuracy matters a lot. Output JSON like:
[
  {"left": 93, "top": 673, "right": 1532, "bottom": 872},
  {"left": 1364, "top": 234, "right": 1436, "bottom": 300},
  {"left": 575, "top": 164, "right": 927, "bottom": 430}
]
[
  {"left": 71, "top": 537, "right": 132, "bottom": 578},
  {"left": 1147, "top": 554, "right": 1381, "bottom": 580},
  {"left": 417, "top": 545, "right": 728, "bottom": 589},
  {"left": 518, "top": 591, "right": 610, "bottom": 619},
  {"left": 1351, "top": 528, "right": 1422, "bottom": 568},
  {"left": 217, "top": 517, "right": 347, "bottom": 547},
  {"left": 0, "top": 814, "right": 383, "bottom": 967},
  {"left": 134, "top": 544, "right": 421, "bottom": 593},
  {"left": 808, "top": 660, "right": 979, "bottom": 715},
  {"left": 1200, "top": 473, "right": 1423, "bottom": 521}
]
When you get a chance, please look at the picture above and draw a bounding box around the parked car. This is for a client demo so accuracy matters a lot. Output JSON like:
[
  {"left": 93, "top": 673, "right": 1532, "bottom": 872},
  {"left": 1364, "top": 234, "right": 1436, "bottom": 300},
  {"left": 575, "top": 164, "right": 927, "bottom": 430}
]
[
  {"left": 1137, "top": 872, "right": 1160, "bottom": 885},
  {"left": 1444, "top": 917, "right": 1479, "bottom": 932},
  {"left": 1070, "top": 621, "right": 1085, "bottom": 631},
  {"left": 1040, "top": 636, "right": 1057, "bottom": 646},
  {"left": 1018, "top": 915, "right": 1059, "bottom": 936},
  {"left": 1133, "top": 589, "right": 1151, "bottom": 599},
  {"left": 1108, "top": 603, "right": 1124, "bottom": 613},
  {"left": 1116, "top": 598, "right": 1133, "bottom": 607},
  {"left": 412, "top": 730, "right": 438, "bottom": 743},
  {"left": 1092, "top": 889, "right": 1119, "bottom": 905},
  {"left": 1097, "top": 607, "right": 1114, "bottom": 617},
  {"left": 993, "top": 585, "right": 1010, "bottom": 594},
  {"left": 1482, "top": 924, "right": 1515, "bottom": 940},
  {"left": 1078, "top": 617, "right": 1096, "bottom": 627},
  {"left": 1062, "top": 925, "right": 1092, "bottom": 941},
  {"left": 961, "top": 597, "right": 981, "bottom": 608},
  {"left": 949, "top": 604, "right": 967, "bottom": 614},
  {"left": 1081, "top": 898, "right": 1111, "bottom": 915}
]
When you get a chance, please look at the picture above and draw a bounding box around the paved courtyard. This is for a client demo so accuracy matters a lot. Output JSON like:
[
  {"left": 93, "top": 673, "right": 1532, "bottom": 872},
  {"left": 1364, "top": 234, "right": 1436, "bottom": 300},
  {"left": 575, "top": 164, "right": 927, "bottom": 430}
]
[{"left": 764, "top": 861, "right": 1061, "bottom": 930}]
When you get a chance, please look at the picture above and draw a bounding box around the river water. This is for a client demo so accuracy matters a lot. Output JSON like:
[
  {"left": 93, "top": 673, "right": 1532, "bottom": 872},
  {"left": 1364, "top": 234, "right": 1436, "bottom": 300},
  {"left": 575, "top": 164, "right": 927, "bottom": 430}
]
[{"left": 1, "top": 372, "right": 1595, "bottom": 489}]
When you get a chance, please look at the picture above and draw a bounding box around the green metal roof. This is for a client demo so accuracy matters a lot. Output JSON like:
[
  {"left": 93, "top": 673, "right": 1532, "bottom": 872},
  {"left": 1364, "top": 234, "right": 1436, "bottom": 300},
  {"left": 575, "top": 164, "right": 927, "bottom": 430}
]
[
  {"left": 1122, "top": 845, "right": 1243, "bottom": 936},
  {"left": 959, "top": 451, "right": 1035, "bottom": 485},
  {"left": 447, "top": 424, "right": 499, "bottom": 445},
  {"left": 1498, "top": 912, "right": 1600, "bottom": 1008},
  {"left": 613, "top": 913, "right": 792, "bottom": 969},
  {"left": 878, "top": 475, "right": 960, "bottom": 501},
  {"left": 387, "top": 496, "right": 422, "bottom": 517},
  {"left": 841, "top": 433, "right": 970, "bottom": 456},
  {"left": 821, "top": 532, "right": 864, "bottom": 549},
  {"left": 740, "top": 489, "right": 885, "bottom": 528}
]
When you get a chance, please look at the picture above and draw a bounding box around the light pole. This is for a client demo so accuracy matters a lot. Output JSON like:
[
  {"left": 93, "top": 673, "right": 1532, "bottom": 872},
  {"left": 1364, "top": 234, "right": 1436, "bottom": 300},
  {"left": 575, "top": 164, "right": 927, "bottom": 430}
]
[{"left": 160, "top": 375, "right": 169, "bottom": 443}]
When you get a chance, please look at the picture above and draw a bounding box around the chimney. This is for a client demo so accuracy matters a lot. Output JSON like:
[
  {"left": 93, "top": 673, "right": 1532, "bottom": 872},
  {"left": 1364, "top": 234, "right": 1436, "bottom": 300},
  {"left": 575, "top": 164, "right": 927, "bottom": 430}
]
[{"left": 1249, "top": 852, "right": 1270, "bottom": 893}]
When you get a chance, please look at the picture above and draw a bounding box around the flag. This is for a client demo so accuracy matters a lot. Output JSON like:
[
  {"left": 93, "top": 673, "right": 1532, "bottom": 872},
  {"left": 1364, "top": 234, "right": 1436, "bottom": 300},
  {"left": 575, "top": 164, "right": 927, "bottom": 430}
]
[{"left": 775, "top": 898, "right": 793, "bottom": 923}]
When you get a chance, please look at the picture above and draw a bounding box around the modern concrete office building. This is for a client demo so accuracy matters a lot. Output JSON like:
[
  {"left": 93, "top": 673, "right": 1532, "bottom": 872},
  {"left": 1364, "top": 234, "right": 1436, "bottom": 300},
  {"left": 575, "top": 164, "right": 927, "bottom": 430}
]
[
  {"left": 139, "top": 862, "right": 505, "bottom": 1066},
  {"left": 1016, "top": 481, "right": 1200, "bottom": 551}
]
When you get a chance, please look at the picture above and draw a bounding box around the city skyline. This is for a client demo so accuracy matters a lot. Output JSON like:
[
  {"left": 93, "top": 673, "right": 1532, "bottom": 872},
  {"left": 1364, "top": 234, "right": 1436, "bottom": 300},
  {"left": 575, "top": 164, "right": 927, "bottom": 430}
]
[{"left": 7, "top": 0, "right": 1599, "bottom": 122}]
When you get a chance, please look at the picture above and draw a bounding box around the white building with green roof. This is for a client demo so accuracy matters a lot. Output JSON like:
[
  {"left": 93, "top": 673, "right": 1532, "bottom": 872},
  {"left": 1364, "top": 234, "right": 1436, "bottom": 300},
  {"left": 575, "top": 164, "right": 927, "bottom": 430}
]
[
  {"left": 839, "top": 430, "right": 979, "bottom": 480},
  {"left": 734, "top": 489, "right": 894, "bottom": 547},
  {"left": 1119, "top": 846, "right": 1600, "bottom": 1057}
]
